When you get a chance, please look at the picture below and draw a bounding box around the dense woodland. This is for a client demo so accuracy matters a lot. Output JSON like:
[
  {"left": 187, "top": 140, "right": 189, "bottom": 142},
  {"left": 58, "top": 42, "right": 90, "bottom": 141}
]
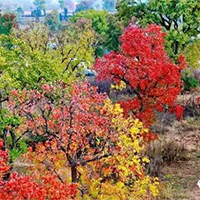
[{"left": 1, "top": 0, "right": 200, "bottom": 199}]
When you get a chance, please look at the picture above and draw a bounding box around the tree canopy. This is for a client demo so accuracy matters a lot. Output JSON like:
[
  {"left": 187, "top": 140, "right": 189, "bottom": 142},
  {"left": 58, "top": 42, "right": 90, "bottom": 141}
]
[
  {"left": 93, "top": 24, "right": 186, "bottom": 129},
  {"left": 71, "top": 10, "right": 123, "bottom": 56},
  {"left": 117, "top": 0, "right": 200, "bottom": 60},
  {"left": 0, "top": 13, "right": 18, "bottom": 35},
  {"left": 0, "top": 23, "right": 95, "bottom": 93}
]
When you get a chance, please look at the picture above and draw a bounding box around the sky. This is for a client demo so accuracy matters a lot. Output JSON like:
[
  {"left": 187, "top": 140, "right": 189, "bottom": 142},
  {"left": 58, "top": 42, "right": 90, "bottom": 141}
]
[
  {"left": 0, "top": 0, "right": 57, "bottom": 10},
  {"left": 0, "top": 0, "right": 150, "bottom": 12},
  {"left": 0, "top": 0, "right": 104, "bottom": 11}
]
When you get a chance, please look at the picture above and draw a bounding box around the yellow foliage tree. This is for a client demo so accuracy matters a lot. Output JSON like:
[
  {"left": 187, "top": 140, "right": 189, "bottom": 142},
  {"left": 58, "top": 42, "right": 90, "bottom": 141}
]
[{"left": 80, "top": 99, "right": 159, "bottom": 200}]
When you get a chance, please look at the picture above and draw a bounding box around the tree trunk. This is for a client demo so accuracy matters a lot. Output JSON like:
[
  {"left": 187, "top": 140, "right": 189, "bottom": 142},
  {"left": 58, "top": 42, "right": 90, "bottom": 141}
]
[
  {"left": 71, "top": 166, "right": 77, "bottom": 183},
  {"left": 10, "top": 129, "right": 16, "bottom": 150},
  {"left": 0, "top": 88, "right": 3, "bottom": 112}
]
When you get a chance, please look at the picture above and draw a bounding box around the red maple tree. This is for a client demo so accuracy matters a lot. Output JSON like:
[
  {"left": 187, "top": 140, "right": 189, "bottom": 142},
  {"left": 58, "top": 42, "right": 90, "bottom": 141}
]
[{"left": 93, "top": 24, "right": 186, "bottom": 130}]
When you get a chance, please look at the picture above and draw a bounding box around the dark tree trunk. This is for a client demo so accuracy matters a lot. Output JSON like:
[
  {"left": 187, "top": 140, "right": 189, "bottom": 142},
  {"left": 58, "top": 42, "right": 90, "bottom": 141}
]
[
  {"left": 10, "top": 129, "right": 16, "bottom": 149},
  {"left": 0, "top": 88, "right": 3, "bottom": 112},
  {"left": 71, "top": 166, "right": 77, "bottom": 183}
]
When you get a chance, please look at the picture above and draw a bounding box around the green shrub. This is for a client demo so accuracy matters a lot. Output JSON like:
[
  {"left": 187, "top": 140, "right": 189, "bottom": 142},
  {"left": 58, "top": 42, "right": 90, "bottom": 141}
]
[
  {"left": 182, "top": 72, "right": 199, "bottom": 91},
  {"left": 8, "top": 138, "right": 27, "bottom": 162}
]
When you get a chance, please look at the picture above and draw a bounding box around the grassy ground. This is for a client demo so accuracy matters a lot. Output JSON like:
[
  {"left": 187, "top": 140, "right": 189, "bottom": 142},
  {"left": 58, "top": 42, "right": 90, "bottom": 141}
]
[
  {"left": 162, "top": 154, "right": 200, "bottom": 199},
  {"left": 158, "top": 117, "right": 200, "bottom": 200}
]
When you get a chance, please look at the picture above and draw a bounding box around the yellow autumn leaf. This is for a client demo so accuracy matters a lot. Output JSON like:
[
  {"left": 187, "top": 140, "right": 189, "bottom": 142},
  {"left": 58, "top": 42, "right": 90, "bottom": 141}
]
[{"left": 116, "top": 182, "right": 125, "bottom": 189}]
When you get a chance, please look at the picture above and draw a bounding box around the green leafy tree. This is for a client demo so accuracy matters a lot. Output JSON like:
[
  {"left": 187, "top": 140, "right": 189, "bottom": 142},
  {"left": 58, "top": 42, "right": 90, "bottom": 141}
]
[
  {"left": 44, "top": 10, "right": 61, "bottom": 32},
  {"left": 75, "top": 1, "right": 93, "bottom": 13},
  {"left": 33, "top": 0, "right": 46, "bottom": 17},
  {"left": 58, "top": 0, "right": 66, "bottom": 18},
  {"left": 117, "top": 0, "right": 200, "bottom": 59},
  {"left": 0, "top": 23, "right": 95, "bottom": 93},
  {"left": 71, "top": 10, "right": 123, "bottom": 56},
  {"left": 0, "top": 108, "right": 23, "bottom": 162},
  {"left": 58, "top": 0, "right": 64, "bottom": 9},
  {"left": 58, "top": 0, "right": 75, "bottom": 19},
  {"left": 0, "top": 13, "right": 18, "bottom": 110},
  {"left": 33, "top": 0, "right": 46, "bottom": 11},
  {"left": 116, "top": 0, "right": 147, "bottom": 26},
  {"left": 16, "top": 7, "right": 24, "bottom": 16},
  {"left": 184, "top": 41, "right": 200, "bottom": 70},
  {"left": 181, "top": 41, "right": 200, "bottom": 90},
  {"left": 0, "top": 13, "right": 18, "bottom": 35},
  {"left": 181, "top": 72, "right": 199, "bottom": 92},
  {"left": 72, "top": 10, "right": 108, "bottom": 34},
  {"left": 105, "top": 13, "right": 123, "bottom": 51}
]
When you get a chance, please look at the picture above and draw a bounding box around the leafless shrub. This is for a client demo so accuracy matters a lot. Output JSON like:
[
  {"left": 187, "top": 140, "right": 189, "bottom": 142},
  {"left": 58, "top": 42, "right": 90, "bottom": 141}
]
[
  {"left": 182, "top": 94, "right": 200, "bottom": 117},
  {"left": 146, "top": 140, "right": 187, "bottom": 177}
]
